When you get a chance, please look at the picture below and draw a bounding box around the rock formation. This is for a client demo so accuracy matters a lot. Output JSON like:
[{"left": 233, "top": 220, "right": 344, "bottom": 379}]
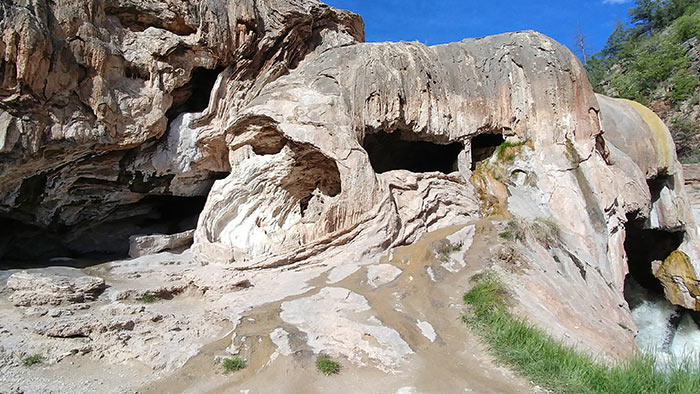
[
  {"left": 3, "top": 0, "right": 700, "bottom": 392},
  {"left": 0, "top": 0, "right": 363, "bottom": 258},
  {"left": 6, "top": 271, "right": 105, "bottom": 306}
]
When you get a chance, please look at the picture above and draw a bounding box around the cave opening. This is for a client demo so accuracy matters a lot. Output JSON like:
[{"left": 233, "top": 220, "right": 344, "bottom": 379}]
[
  {"left": 0, "top": 195, "right": 208, "bottom": 265},
  {"left": 166, "top": 67, "right": 224, "bottom": 122},
  {"left": 624, "top": 173, "right": 683, "bottom": 298},
  {"left": 621, "top": 211, "right": 700, "bottom": 354},
  {"left": 623, "top": 213, "right": 684, "bottom": 299},
  {"left": 470, "top": 133, "right": 505, "bottom": 170},
  {"left": 363, "top": 131, "right": 462, "bottom": 174},
  {"left": 648, "top": 173, "right": 675, "bottom": 205},
  {"left": 134, "top": 195, "right": 207, "bottom": 233}
]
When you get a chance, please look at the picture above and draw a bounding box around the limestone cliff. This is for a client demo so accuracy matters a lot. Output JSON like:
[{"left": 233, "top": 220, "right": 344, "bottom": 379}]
[
  {"left": 2, "top": 0, "right": 700, "bottom": 391},
  {"left": 0, "top": 0, "right": 362, "bottom": 258}
]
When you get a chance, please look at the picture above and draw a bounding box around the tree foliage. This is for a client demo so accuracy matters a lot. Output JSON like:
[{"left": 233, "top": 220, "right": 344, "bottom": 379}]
[
  {"left": 585, "top": 0, "right": 700, "bottom": 162},
  {"left": 586, "top": 0, "right": 699, "bottom": 104},
  {"left": 629, "top": 0, "right": 699, "bottom": 37}
]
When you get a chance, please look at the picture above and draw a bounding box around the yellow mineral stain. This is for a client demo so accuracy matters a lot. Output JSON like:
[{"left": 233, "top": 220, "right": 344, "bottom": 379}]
[
  {"left": 620, "top": 98, "right": 674, "bottom": 173},
  {"left": 654, "top": 250, "right": 700, "bottom": 310},
  {"left": 470, "top": 163, "right": 509, "bottom": 218}
]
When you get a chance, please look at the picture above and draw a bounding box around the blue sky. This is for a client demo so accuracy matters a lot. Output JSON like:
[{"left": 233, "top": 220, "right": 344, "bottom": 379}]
[{"left": 324, "top": 0, "right": 635, "bottom": 58}]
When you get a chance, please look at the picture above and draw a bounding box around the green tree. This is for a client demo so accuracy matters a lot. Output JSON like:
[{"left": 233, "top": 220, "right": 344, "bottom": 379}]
[
  {"left": 601, "top": 20, "right": 630, "bottom": 60},
  {"left": 584, "top": 57, "right": 607, "bottom": 93},
  {"left": 664, "top": 0, "right": 700, "bottom": 24},
  {"left": 629, "top": 0, "right": 666, "bottom": 36},
  {"left": 673, "top": 9, "right": 700, "bottom": 41}
]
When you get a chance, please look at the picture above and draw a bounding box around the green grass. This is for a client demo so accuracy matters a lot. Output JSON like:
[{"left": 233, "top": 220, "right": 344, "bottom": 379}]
[
  {"left": 22, "top": 354, "right": 42, "bottom": 367},
  {"left": 221, "top": 357, "right": 246, "bottom": 373},
  {"left": 316, "top": 353, "right": 340, "bottom": 375},
  {"left": 463, "top": 273, "right": 700, "bottom": 394},
  {"left": 496, "top": 141, "right": 525, "bottom": 161},
  {"left": 439, "top": 242, "right": 463, "bottom": 262},
  {"left": 140, "top": 293, "right": 156, "bottom": 303},
  {"left": 498, "top": 231, "right": 513, "bottom": 240}
]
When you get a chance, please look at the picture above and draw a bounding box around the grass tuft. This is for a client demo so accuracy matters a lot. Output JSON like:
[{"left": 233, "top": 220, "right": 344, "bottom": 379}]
[
  {"left": 500, "top": 218, "right": 559, "bottom": 247},
  {"left": 221, "top": 357, "right": 246, "bottom": 373},
  {"left": 22, "top": 354, "right": 42, "bottom": 367},
  {"left": 140, "top": 293, "right": 157, "bottom": 303},
  {"left": 439, "top": 242, "right": 463, "bottom": 262},
  {"left": 463, "top": 272, "right": 700, "bottom": 394},
  {"left": 498, "top": 231, "right": 513, "bottom": 240},
  {"left": 496, "top": 140, "right": 525, "bottom": 161},
  {"left": 316, "top": 353, "right": 340, "bottom": 375}
]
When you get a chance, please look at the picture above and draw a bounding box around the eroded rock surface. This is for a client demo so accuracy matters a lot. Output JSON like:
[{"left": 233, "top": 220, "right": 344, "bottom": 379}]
[
  {"left": 280, "top": 287, "right": 413, "bottom": 372},
  {"left": 128, "top": 229, "right": 194, "bottom": 257},
  {"left": 193, "top": 31, "right": 598, "bottom": 269},
  {"left": 599, "top": 95, "right": 700, "bottom": 311},
  {"left": 3, "top": 0, "right": 700, "bottom": 392},
  {"left": 0, "top": 0, "right": 363, "bottom": 259},
  {"left": 5, "top": 271, "right": 105, "bottom": 306}
]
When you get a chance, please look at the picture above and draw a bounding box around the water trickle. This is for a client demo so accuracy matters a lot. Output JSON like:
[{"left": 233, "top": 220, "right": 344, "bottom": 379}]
[{"left": 626, "top": 277, "right": 700, "bottom": 361}]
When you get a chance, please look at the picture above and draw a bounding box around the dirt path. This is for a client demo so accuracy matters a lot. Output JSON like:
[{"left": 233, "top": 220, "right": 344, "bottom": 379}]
[{"left": 140, "top": 222, "right": 537, "bottom": 394}]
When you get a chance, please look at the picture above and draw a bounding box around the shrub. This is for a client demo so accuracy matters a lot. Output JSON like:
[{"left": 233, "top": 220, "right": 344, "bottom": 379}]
[
  {"left": 671, "top": 117, "right": 700, "bottom": 163},
  {"left": 140, "top": 293, "right": 156, "bottom": 303},
  {"left": 671, "top": 70, "right": 699, "bottom": 103},
  {"left": 500, "top": 218, "right": 559, "bottom": 247},
  {"left": 221, "top": 357, "right": 246, "bottom": 373},
  {"left": 673, "top": 12, "right": 700, "bottom": 42},
  {"left": 22, "top": 354, "right": 42, "bottom": 367},
  {"left": 498, "top": 231, "right": 513, "bottom": 240},
  {"left": 316, "top": 353, "right": 340, "bottom": 375}
]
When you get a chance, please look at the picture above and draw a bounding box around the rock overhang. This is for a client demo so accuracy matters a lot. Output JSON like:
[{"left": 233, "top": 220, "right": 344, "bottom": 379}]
[
  {"left": 0, "top": 0, "right": 365, "bottom": 260},
  {"left": 192, "top": 30, "right": 605, "bottom": 267},
  {"left": 2, "top": 0, "right": 700, "bottom": 364}
]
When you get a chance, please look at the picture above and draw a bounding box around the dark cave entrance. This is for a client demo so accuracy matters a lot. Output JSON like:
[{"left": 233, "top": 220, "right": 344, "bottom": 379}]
[
  {"left": 0, "top": 195, "right": 208, "bottom": 266},
  {"left": 622, "top": 211, "right": 686, "bottom": 349},
  {"left": 166, "top": 66, "right": 224, "bottom": 121},
  {"left": 623, "top": 212, "right": 684, "bottom": 298},
  {"left": 363, "top": 131, "right": 463, "bottom": 174},
  {"left": 622, "top": 207, "right": 694, "bottom": 351},
  {"left": 134, "top": 195, "right": 207, "bottom": 233},
  {"left": 623, "top": 173, "right": 685, "bottom": 300},
  {"left": 621, "top": 174, "right": 700, "bottom": 353},
  {"left": 470, "top": 133, "right": 505, "bottom": 170}
]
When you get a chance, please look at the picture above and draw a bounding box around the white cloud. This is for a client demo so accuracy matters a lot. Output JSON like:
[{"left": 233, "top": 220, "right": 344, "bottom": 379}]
[{"left": 603, "top": 0, "right": 632, "bottom": 4}]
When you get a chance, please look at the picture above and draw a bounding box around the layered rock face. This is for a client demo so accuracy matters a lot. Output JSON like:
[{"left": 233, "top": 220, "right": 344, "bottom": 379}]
[
  {"left": 3, "top": 0, "right": 700, "bottom": 367},
  {"left": 0, "top": 0, "right": 363, "bottom": 258},
  {"left": 599, "top": 95, "right": 700, "bottom": 311},
  {"left": 194, "top": 33, "right": 601, "bottom": 269}
]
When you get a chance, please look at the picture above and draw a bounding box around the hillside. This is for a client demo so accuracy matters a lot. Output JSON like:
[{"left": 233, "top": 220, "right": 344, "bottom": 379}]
[{"left": 586, "top": 0, "right": 700, "bottom": 162}]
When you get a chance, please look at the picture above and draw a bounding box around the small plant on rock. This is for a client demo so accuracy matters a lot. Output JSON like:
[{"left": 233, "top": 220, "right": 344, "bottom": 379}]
[
  {"left": 140, "top": 293, "right": 156, "bottom": 303},
  {"left": 316, "top": 353, "right": 340, "bottom": 375},
  {"left": 22, "top": 354, "right": 42, "bottom": 367},
  {"left": 221, "top": 356, "right": 246, "bottom": 373},
  {"left": 496, "top": 140, "right": 526, "bottom": 161},
  {"left": 499, "top": 231, "right": 513, "bottom": 240}
]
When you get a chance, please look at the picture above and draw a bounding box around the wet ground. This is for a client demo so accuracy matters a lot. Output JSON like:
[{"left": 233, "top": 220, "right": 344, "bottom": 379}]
[{"left": 1, "top": 222, "right": 540, "bottom": 394}]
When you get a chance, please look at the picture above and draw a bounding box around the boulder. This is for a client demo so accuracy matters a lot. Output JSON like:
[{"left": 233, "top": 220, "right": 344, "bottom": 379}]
[
  {"left": 194, "top": 31, "right": 598, "bottom": 268},
  {"left": 128, "top": 229, "right": 195, "bottom": 258},
  {"left": 6, "top": 272, "right": 106, "bottom": 307}
]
